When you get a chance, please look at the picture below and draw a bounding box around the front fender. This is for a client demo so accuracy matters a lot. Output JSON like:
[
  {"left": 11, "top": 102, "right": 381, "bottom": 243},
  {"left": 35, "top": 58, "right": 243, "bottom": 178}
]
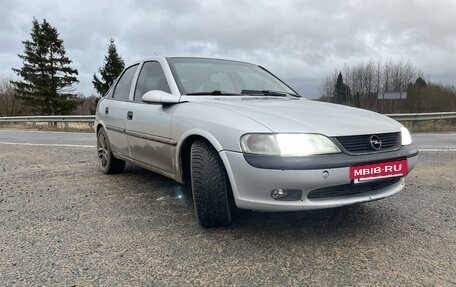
[{"left": 170, "top": 101, "right": 272, "bottom": 182}]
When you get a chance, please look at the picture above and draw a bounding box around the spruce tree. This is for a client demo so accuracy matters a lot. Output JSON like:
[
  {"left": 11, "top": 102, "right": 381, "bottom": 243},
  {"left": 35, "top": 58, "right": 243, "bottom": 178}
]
[
  {"left": 92, "top": 39, "right": 125, "bottom": 96},
  {"left": 334, "top": 72, "right": 351, "bottom": 104},
  {"left": 12, "top": 18, "right": 81, "bottom": 115}
]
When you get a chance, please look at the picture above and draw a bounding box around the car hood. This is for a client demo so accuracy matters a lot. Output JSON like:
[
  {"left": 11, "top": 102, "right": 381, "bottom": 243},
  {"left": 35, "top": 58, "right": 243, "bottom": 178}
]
[{"left": 194, "top": 97, "right": 401, "bottom": 137}]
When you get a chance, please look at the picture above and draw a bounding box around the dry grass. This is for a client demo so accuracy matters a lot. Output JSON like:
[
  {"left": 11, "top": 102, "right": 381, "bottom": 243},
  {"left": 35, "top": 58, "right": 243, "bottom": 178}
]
[
  {"left": 403, "top": 119, "right": 456, "bottom": 132},
  {"left": 0, "top": 122, "right": 94, "bottom": 132}
]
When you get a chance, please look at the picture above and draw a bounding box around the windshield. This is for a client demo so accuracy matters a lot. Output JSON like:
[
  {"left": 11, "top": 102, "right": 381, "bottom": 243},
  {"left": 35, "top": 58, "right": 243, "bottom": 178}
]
[{"left": 167, "top": 57, "right": 299, "bottom": 96}]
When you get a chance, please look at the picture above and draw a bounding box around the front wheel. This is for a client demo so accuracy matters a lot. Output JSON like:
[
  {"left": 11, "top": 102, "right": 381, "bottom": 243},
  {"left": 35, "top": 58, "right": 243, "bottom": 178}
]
[
  {"left": 190, "top": 140, "right": 232, "bottom": 228},
  {"left": 97, "top": 128, "right": 125, "bottom": 174}
]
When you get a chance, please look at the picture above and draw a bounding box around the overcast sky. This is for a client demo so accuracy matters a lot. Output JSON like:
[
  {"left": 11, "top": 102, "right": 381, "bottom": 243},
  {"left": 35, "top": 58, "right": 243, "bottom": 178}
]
[{"left": 1, "top": 0, "right": 455, "bottom": 98}]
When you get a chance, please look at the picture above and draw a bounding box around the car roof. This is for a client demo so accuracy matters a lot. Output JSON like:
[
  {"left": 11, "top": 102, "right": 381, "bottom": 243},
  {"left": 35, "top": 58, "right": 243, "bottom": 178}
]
[{"left": 130, "top": 56, "right": 258, "bottom": 67}]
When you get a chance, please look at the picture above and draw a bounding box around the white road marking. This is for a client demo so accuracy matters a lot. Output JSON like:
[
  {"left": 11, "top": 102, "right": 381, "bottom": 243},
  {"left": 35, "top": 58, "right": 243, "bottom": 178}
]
[
  {"left": 419, "top": 148, "right": 456, "bottom": 152},
  {"left": 0, "top": 141, "right": 95, "bottom": 148},
  {"left": 414, "top": 133, "right": 456, "bottom": 136}
]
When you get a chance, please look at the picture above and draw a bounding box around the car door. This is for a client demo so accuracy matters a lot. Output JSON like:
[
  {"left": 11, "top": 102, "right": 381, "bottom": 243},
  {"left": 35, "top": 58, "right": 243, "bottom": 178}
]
[
  {"left": 125, "top": 61, "right": 177, "bottom": 175},
  {"left": 103, "top": 64, "right": 139, "bottom": 157}
]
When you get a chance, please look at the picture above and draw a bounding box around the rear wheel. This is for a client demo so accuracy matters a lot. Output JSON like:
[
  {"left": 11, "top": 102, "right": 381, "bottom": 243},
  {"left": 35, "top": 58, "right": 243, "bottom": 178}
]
[
  {"left": 97, "top": 128, "right": 125, "bottom": 174},
  {"left": 190, "top": 140, "right": 232, "bottom": 228}
]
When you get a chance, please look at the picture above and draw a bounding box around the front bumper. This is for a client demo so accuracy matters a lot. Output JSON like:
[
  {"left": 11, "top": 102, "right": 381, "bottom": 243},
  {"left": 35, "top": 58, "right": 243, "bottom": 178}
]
[{"left": 219, "top": 146, "right": 419, "bottom": 211}]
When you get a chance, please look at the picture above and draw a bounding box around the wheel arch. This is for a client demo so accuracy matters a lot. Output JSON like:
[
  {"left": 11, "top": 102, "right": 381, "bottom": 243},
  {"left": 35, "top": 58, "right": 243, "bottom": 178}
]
[
  {"left": 175, "top": 129, "right": 225, "bottom": 185},
  {"left": 96, "top": 120, "right": 106, "bottom": 134},
  {"left": 95, "top": 121, "right": 112, "bottom": 149}
]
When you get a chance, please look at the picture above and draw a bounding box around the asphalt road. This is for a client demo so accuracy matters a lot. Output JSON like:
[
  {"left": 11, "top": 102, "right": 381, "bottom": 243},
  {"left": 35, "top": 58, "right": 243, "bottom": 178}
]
[{"left": 0, "top": 129, "right": 455, "bottom": 286}]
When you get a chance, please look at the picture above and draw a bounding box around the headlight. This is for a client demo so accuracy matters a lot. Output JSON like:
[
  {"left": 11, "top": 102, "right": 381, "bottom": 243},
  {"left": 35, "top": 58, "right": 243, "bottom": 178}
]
[
  {"left": 240, "top": 134, "right": 341, "bottom": 156},
  {"left": 401, "top": 126, "right": 412, "bottom": 145}
]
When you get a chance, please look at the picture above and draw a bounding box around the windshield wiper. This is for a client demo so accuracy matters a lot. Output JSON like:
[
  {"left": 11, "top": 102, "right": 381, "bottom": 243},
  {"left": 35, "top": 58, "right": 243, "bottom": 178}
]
[
  {"left": 241, "top": 90, "right": 300, "bottom": 97},
  {"left": 186, "top": 90, "right": 241, "bottom": 96}
]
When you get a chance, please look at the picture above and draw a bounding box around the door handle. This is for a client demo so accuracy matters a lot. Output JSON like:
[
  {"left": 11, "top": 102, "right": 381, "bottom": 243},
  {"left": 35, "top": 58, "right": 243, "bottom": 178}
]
[
  {"left": 127, "top": 111, "right": 133, "bottom": 120},
  {"left": 105, "top": 107, "right": 109, "bottom": 114}
]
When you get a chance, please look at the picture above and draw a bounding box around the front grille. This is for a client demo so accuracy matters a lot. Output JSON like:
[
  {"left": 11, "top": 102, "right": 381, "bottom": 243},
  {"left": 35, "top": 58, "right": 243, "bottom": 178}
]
[
  {"left": 307, "top": 177, "right": 401, "bottom": 199},
  {"left": 335, "top": 132, "right": 400, "bottom": 154}
]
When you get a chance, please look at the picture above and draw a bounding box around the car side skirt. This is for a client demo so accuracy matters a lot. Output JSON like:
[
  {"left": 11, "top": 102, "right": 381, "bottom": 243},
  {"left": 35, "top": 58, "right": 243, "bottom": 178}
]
[{"left": 113, "top": 152, "right": 178, "bottom": 181}]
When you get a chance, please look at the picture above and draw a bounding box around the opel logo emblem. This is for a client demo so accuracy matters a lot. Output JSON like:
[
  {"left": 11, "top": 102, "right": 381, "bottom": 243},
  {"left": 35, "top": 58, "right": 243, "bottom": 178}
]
[{"left": 370, "top": 135, "right": 382, "bottom": 150}]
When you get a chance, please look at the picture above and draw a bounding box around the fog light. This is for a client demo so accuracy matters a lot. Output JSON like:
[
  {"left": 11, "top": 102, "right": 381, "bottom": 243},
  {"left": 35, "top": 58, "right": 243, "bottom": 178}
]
[
  {"left": 271, "top": 188, "right": 287, "bottom": 199},
  {"left": 270, "top": 188, "right": 303, "bottom": 201}
]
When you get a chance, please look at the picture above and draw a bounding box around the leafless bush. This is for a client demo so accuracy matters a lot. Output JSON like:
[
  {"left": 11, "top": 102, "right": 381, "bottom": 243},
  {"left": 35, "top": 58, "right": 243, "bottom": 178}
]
[
  {"left": 0, "top": 77, "right": 22, "bottom": 116},
  {"left": 72, "top": 93, "right": 98, "bottom": 115}
]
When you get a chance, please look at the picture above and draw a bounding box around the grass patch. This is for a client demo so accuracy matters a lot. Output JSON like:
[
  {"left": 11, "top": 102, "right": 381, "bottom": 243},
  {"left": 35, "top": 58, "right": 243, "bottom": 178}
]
[
  {"left": 0, "top": 122, "right": 94, "bottom": 133},
  {"left": 402, "top": 119, "right": 456, "bottom": 132}
]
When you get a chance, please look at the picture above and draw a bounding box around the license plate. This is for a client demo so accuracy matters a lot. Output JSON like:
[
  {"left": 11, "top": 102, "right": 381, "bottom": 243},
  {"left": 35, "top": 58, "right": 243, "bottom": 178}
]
[{"left": 350, "top": 159, "right": 408, "bottom": 182}]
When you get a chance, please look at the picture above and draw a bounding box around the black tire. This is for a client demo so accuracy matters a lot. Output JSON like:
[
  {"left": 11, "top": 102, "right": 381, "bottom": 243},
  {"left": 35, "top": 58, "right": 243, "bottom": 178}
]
[
  {"left": 190, "top": 140, "right": 232, "bottom": 228},
  {"left": 97, "top": 128, "right": 125, "bottom": 174}
]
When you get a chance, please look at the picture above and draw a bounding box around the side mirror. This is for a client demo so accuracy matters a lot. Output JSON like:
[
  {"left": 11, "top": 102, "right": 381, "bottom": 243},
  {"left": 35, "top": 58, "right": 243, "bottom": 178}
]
[{"left": 141, "top": 90, "right": 179, "bottom": 105}]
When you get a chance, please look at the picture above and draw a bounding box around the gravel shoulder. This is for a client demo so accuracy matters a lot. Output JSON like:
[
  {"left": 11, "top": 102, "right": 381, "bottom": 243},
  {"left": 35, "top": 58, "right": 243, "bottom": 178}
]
[{"left": 0, "top": 145, "right": 455, "bottom": 286}]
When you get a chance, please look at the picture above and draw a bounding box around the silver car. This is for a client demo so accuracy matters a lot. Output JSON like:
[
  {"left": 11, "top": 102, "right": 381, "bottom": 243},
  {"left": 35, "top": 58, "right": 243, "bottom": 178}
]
[{"left": 95, "top": 57, "right": 418, "bottom": 228}]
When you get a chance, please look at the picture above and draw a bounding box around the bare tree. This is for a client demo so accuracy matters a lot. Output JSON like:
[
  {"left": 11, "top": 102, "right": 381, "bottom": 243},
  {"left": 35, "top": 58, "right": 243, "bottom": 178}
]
[
  {"left": 73, "top": 93, "right": 98, "bottom": 115},
  {"left": 319, "top": 70, "right": 338, "bottom": 102},
  {"left": 0, "top": 77, "right": 20, "bottom": 116},
  {"left": 319, "top": 58, "right": 421, "bottom": 112}
]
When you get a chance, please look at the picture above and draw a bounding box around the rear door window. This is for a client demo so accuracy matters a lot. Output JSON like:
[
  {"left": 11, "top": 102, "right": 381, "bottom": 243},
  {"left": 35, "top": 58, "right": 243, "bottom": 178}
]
[{"left": 113, "top": 64, "right": 139, "bottom": 101}]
